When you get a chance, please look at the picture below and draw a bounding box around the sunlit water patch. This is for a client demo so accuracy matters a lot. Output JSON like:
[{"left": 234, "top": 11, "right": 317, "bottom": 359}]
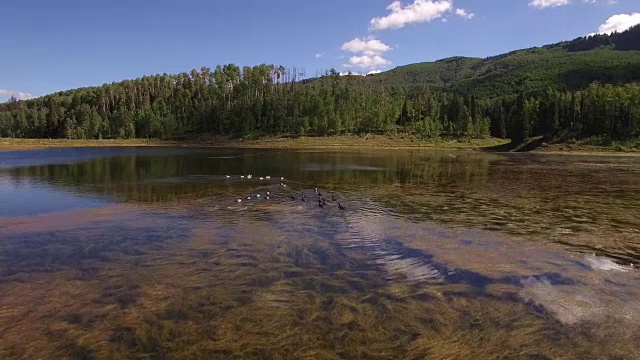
[{"left": 196, "top": 190, "right": 640, "bottom": 329}]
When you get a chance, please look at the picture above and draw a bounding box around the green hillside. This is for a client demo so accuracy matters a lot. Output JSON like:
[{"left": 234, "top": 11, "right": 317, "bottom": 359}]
[
  {"left": 365, "top": 24, "right": 640, "bottom": 97},
  {"left": 366, "top": 57, "right": 482, "bottom": 87}
]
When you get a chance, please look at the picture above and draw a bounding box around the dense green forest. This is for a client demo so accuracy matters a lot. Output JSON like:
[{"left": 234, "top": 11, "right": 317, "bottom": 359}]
[{"left": 1, "top": 26, "right": 639, "bottom": 143}]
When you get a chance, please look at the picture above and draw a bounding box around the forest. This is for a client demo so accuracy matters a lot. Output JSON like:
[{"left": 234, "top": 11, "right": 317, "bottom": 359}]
[{"left": 1, "top": 26, "right": 639, "bottom": 144}]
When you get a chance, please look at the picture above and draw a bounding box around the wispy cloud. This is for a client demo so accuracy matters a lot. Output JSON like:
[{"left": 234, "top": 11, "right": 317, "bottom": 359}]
[
  {"left": 315, "top": 53, "right": 324, "bottom": 59},
  {"left": 339, "top": 71, "right": 365, "bottom": 76},
  {"left": 530, "top": 0, "right": 617, "bottom": 9},
  {"left": 339, "top": 70, "right": 383, "bottom": 77},
  {"left": 369, "top": 0, "right": 453, "bottom": 30},
  {"left": 589, "top": 13, "right": 640, "bottom": 35},
  {"left": 0, "top": 89, "right": 36, "bottom": 101},
  {"left": 529, "top": 0, "right": 570, "bottom": 9},
  {"left": 455, "top": 8, "right": 474, "bottom": 20}
]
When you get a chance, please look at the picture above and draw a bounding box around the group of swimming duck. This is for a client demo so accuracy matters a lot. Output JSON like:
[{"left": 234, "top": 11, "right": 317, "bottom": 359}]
[
  {"left": 232, "top": 176, "right": 345, "bottom": 210},
  {"left": 290, "top": 187, "right": 346, "bottom": 210}
]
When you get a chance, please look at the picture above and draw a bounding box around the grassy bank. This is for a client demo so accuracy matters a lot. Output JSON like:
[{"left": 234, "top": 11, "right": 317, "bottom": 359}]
[
  {"left": 0, "top": 135, "right": 509, "bottom": 152},
  {"left": 2, "top": 135, "right": 639, "bottom": 155}
]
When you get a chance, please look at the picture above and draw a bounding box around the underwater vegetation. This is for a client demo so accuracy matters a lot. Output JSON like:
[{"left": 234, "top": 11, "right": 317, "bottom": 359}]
[{"left": 0, "top": 148, "right": 639, "bottom": 359}]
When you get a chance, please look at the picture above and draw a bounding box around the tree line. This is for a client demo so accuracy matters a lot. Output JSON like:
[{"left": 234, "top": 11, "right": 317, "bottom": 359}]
[{"left": 0, "top": 64, "right": 638, "bottom": 143}]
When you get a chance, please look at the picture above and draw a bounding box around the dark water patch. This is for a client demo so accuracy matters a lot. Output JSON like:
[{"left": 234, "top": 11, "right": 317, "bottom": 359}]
[{"left": 0, "top": 216, "right": 191, "bottom": 278}]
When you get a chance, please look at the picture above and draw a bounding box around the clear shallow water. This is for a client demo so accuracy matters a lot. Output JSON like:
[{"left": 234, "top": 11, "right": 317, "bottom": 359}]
[{"left": 0, "top": 147, "right": 639, "bottom": 359}]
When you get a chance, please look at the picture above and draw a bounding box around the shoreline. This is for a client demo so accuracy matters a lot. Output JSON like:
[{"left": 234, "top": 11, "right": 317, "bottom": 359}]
[
  {"left": 0, "top": 136, "right": 507, "bottom": 152},
  {"left": 0, "top": 136, "right": 638, "bottom": 156}
]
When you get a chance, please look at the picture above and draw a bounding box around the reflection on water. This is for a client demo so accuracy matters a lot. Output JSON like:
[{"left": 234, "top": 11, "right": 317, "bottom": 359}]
[{"left": 0, "top": 147, "right": 639, "bottom": 359}]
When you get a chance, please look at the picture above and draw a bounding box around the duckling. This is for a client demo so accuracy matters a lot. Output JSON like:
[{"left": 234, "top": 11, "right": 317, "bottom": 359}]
[{"left": 338, "top": 203, "right": 345, "bottom": 210}]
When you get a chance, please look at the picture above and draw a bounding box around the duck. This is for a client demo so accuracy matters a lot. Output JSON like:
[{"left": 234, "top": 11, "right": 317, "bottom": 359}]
[
  {"left": 246, "top": 196, "right": 251, "bottom": 200},
  {"left": 236, "top": 199, "right": 242, "bottom": 203},
  {"left": 281, "top": 177, "right": 285, "bottom": 180},
  {"left": 259, "top": 177, "right": 264, "bottom": 180},
  {"left": 247, "top": 175, "right": 253, "bottom": 179},
  {"left": 338, "top": 203, "right": 345, "bottom": 210},
  {"left": 226, "top": 175, "right": 231, "bottom": 178},
  {"left": 241, "top": 175, "right": 245, "bottom": 179},
  {"left": 266, "top": 191, "right": 270, "bottom": 197},
  {"left": 256, "top": 194, "right": 261, "bottom": 198},
  {"left": 265, "top": 176, "right": 271, "bottom": 179},
  {"left": 314, "top": 187, "right": 318, "bottom": 193},
  {"left": 317, "top": 192, "right": 322, "bottom": 197}
]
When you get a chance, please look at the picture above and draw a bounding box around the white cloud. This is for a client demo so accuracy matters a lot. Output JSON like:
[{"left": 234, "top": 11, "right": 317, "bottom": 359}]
[
  {"left": 455, "top": 8, "right": 474, "bottom": 19},
  {"left": 442, "top": 17, "right": 448, "bottom": 22},
  {"left": 346, "top": 55, "right": 392, "bottom": 69},
  {"left": 339, "top": 71, "right": 365, "bottom": 76},
  {"left": 367, "top": 70, "right": 383, "bottom": 75},
  {"left": 370, "top": 0, "right": 453, "bottom": 30},
  {"left": 591, "top": 13, "right": 640, "bottom": 35},
  {"left": 0, "top": 89, "right": 35, "bottom": 101},
  {"left": 529, "top": 0, "right": 570, "bottom": 8},
  {"left": 340, "top": 37, "right": 392, "bottom": 70},
  {"left": 530, "top": 0, "right": 617, "bottom": 9},
  {"left": 315, "top": 53, "right": 324, "bottom": 59},
  {"left": 341, "top": 37, "right": 392, "bottom": 56}
]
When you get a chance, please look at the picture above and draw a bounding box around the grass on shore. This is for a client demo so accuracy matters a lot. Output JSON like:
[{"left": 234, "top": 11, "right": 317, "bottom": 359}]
[
  {"left": 0, "top": 135, "right": 508, "bottom": 152},
  {"left": 2, "top": 135, "right": 639, "bottom": 155}
]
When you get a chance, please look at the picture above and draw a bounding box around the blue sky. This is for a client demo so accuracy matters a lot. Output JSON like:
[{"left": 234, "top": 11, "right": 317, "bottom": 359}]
[{"left": 1, "top": 0, "right": 638, "bottom": 101}]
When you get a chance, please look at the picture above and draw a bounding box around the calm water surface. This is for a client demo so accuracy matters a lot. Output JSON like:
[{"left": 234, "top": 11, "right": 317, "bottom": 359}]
[{"left": 0, "top": 147, "right": 639, "bottom": 359}]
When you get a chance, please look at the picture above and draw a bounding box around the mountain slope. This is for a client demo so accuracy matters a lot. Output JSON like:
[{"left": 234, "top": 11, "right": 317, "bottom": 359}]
[
  {"left": 366, "top": 57, "right": 482, "bottom": 87},
  {"left": 366, "top": 24, "right": 640, "bottom": 97}
]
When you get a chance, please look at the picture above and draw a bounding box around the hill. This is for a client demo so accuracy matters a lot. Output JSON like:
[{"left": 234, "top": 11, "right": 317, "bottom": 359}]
[{"left": 365, "top": 24, "right": 640, "bottom": 97}]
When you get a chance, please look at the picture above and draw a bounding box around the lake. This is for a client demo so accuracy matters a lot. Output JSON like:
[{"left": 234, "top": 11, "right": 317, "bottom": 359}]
[{"left": 0, "top": 147, "right": 639, "bottom": 359}]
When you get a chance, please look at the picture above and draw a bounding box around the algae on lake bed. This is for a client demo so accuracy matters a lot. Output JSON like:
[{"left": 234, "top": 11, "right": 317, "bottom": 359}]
[{"left": 0, "top": 147, "right": 639, "bottom": 359}]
